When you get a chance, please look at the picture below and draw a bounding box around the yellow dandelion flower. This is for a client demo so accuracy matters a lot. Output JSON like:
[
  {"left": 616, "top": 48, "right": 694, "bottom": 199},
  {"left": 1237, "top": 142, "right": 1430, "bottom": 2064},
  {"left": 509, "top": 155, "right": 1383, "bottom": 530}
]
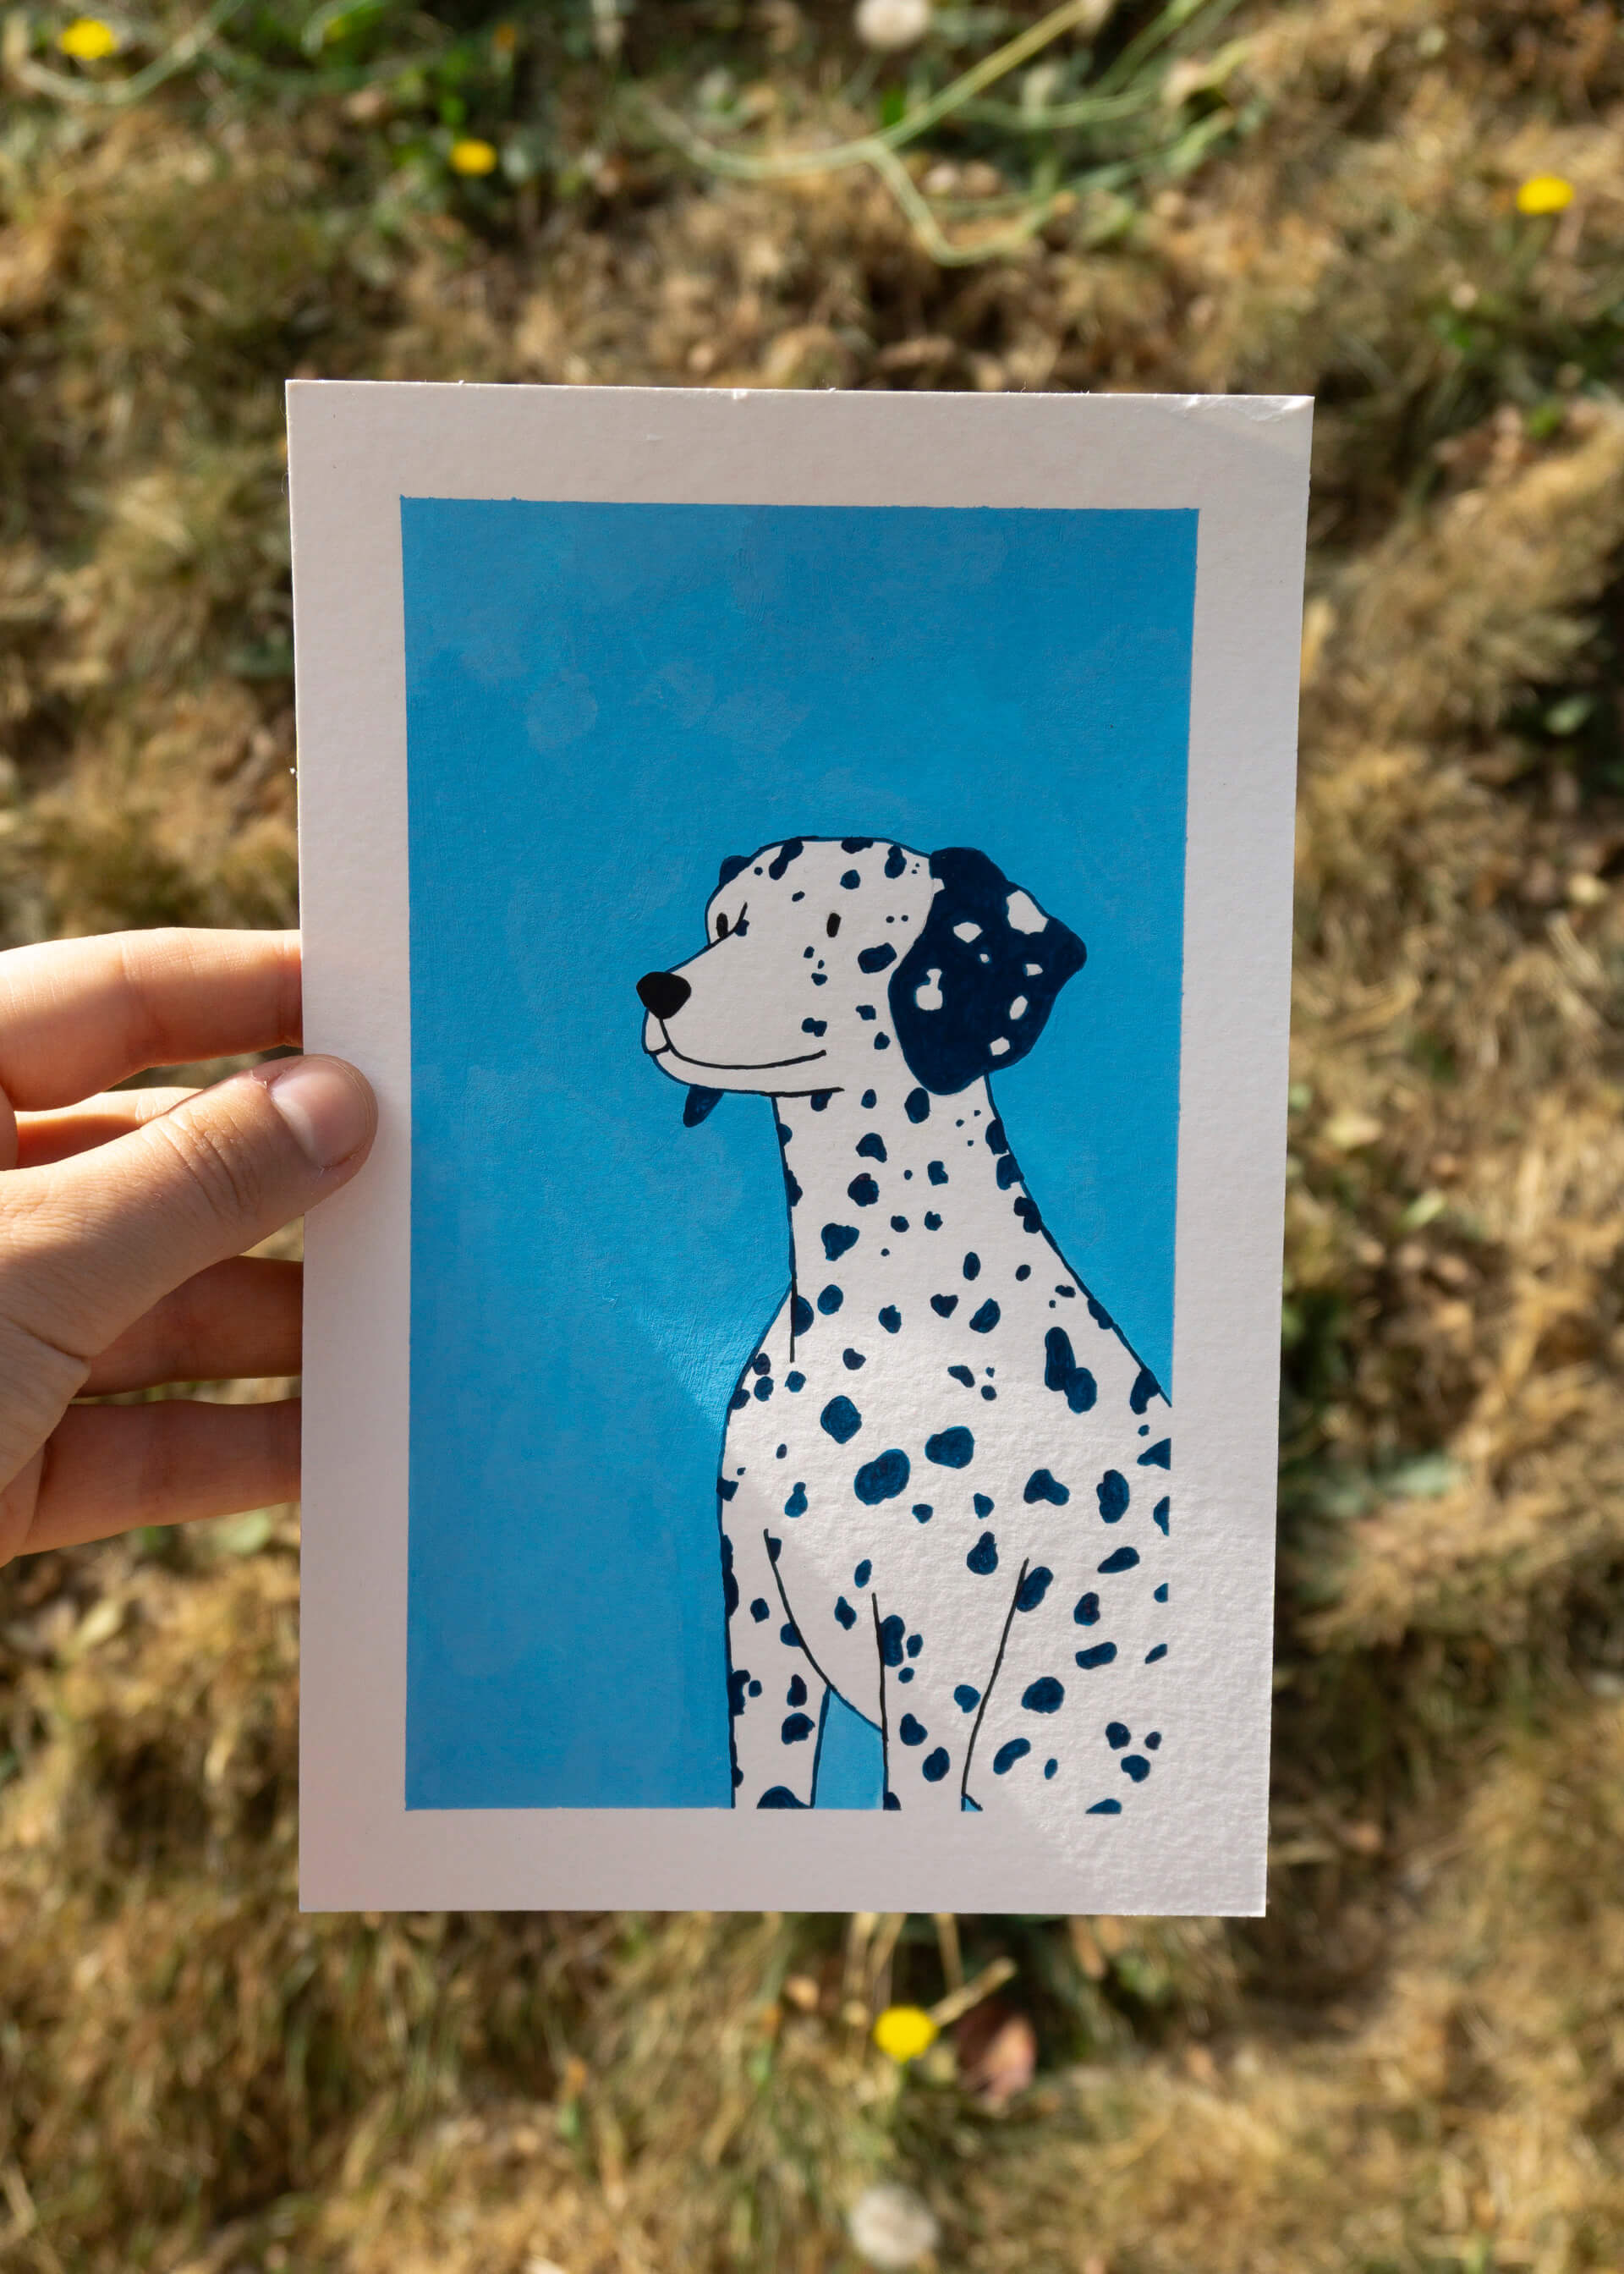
[
  {"left": 1516, "top": 173, "right": 1574, "bottom": 217},
  {"left": 58, "top": 15, "right": 119, "bottom": 60},
  {"left": 872, "top": 2004, "right": 939, "bottom": 2063},
  {"left": 449, "top": 137, "right": 499, "bottom": 178}
]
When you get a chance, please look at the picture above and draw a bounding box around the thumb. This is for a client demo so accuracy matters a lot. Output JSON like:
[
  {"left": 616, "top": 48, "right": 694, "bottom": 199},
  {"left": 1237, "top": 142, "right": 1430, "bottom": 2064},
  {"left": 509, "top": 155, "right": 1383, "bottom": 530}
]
[{"left": 2, "top": 1056, "right": 376, "bottom": 1366}]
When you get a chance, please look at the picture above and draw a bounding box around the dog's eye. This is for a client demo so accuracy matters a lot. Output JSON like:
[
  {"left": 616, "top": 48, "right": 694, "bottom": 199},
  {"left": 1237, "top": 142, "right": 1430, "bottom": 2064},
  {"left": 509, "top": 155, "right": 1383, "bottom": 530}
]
[
  {"left": 716, "top": 914, "right": 729, "bottom": 938},
  {"left": 826, "top": 914, "right": 841, "bottom": 939}
]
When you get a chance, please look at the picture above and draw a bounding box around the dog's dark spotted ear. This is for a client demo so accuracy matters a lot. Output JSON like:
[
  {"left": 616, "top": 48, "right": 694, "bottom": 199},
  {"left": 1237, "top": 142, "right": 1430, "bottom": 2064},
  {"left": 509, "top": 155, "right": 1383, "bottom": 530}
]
[
  {"left": 717, "top": 853, "right": 751, "bottom": 888},
  {"left": 887, "top": 848, "right": 1085, "bottom": 1093}
]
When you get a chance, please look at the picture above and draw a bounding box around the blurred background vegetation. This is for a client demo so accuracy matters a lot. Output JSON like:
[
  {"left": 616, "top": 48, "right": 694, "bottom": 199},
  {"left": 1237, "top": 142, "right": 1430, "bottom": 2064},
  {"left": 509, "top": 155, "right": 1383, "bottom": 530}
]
[{"left": 1, "top": 0, "right": 1622, "bottom": 2268}]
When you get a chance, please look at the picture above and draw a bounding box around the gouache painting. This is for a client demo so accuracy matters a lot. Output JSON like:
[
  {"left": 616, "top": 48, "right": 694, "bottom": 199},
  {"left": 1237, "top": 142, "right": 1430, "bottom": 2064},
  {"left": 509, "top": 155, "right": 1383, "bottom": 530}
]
[{"left": 290, "top": 382, "right": 1309, "bottom": 1911}]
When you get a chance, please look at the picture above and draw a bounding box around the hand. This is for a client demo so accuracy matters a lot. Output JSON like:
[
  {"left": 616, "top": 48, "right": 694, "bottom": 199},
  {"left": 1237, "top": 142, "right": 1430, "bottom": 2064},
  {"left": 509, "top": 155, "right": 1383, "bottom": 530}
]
[{"left": 0, "top": 929, "right": 376, "bottom": 1568}]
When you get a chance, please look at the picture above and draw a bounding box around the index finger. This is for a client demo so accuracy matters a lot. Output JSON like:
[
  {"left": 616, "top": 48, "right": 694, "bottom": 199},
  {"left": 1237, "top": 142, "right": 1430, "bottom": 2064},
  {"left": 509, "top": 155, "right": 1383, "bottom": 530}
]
[{"left": 0, "top": 930, "right": 300, "bottom": 1109}]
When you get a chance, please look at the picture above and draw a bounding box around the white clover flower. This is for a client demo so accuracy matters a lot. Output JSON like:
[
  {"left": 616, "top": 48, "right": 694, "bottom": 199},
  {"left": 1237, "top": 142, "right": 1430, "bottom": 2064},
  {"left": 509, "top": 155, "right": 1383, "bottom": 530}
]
[
  {"left": 848, "top": 2181, "right": 941, "bottom": 2270},
  {"left": 854, "top": 0, "right": 931, "bottom": 53}
]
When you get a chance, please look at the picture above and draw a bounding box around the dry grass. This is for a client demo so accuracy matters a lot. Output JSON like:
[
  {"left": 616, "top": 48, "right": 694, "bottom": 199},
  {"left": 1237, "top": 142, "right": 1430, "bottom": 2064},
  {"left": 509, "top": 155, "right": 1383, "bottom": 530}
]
[{"left": 2, "top": 0, "right": 1623, "bottom": 2267}]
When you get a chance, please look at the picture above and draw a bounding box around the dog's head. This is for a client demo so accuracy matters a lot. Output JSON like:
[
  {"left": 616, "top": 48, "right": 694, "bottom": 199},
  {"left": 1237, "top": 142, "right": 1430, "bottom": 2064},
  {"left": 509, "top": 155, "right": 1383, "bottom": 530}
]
[{"left": 638, "top": 837, "right": 1084, "bottom": 1108}]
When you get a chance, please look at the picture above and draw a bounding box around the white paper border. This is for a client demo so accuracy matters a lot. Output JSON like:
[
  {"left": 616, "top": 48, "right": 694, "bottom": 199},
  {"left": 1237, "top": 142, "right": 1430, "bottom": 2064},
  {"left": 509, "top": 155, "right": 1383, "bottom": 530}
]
[{"left": 291, "top": 382, "right": 1310, "bottom": 1913}]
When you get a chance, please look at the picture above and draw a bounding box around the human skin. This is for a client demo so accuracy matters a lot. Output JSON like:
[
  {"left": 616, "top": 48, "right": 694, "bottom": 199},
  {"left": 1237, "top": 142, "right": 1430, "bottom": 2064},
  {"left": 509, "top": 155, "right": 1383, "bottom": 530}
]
[{"left": 0, "top": 929, "right": 376, "bottom": 1568}]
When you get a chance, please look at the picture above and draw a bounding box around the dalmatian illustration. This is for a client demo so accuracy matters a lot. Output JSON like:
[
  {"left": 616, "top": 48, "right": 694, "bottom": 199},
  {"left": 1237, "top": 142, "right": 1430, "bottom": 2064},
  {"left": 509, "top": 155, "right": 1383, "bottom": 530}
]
[{"left": 636, "top": 837, "right": 1171, "bottom": 1817}]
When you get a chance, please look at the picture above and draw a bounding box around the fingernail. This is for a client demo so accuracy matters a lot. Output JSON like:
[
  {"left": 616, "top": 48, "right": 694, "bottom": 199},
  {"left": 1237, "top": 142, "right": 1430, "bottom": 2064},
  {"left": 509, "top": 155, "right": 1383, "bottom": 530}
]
[{"left": 257, "top": 1056, "right": 374, "bottom": 1170}]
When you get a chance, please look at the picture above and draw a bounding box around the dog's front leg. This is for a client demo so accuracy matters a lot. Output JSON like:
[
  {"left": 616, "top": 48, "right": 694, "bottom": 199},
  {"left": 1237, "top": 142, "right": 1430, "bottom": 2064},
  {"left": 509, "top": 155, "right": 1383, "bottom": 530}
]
[{"left": 723, "top": 1517, "right": 829, "bottom": 1810}]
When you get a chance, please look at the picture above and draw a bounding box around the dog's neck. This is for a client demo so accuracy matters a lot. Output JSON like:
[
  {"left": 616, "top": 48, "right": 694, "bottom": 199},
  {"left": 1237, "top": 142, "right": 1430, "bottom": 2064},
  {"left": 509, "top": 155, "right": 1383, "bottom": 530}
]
[{"left": 773, "top": 1071, "right": 1031, "bottom": 1310}]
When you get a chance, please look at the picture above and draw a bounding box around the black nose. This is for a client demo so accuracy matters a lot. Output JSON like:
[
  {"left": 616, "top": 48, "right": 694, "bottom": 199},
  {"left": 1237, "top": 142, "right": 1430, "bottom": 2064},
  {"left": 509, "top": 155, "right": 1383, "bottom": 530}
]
[{"left": 637, "top": 969, "right": 692, "bottom": 1021}]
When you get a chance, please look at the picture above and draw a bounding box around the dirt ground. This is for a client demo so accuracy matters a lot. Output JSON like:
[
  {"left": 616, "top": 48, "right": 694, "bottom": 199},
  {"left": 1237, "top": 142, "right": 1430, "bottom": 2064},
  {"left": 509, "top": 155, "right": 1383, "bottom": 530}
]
[{"left": 2, "top": 1, "right": 1623, "bottom": 2268}]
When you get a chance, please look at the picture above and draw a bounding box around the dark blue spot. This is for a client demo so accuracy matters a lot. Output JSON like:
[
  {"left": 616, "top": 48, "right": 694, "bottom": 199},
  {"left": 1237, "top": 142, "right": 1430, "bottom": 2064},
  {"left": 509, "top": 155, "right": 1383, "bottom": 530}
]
[
  {"left": 953, "top": 1684, "right": 980, "bottom": 1711},
  {"left": 879, "top": 1615, "right": 905, "bottom": 1667},
  {"left": 1016, "top": 1264, "right": 1031, "bottom": 1282},
  {"left": 766, "top": 838, "right": 804, "bottom": 880},
  {"left": 748, "top": 1678, "right": 760, "bottom": 1696},
  {"left": 1024, "top": 1469, "right": 1069, "bottom": 1506},
  {"left": 861, "top": 1089, "right": 877, "bottom": 1107},
  {"left": 992, "top": 1738, "right": 1030, "bottom": 1775},
  {"left": 897, "top": 1667, "right": 914, "bottom": 1684},
  {"left": 884, "top": 1791, "right": 901, "bottom": 1810},
  {"left": 1155, "top": 1496, "right": 1170, "bottom": 1535},
  {"left": 898, "top": 1713, "right": 927, "bottom": 1747},
  {"left": 783, "top": 1167, "right": 802, "bottom": 1206},
  {"left": 1155, "top": 1583, "right": 1169, "bottom": 1603},
  {"left": 985, "top": 1118, "right": 1007, "bottom": 1155},
  {"left": 1087, "top": 1294, "right": 1114, "bottom": 1329},
  {"left": 780, "top": 1623, "right": 798, "bottom": 1646},
  {"left": 753, "top": 1377, "right": 773, "bottom": 1402},
  {"left": 967, "top": 1530, "right": 998, "bottom": 1575},
  {"left": 853, "top": 1558, "right": 871, "bottom": 1587},
  {"left": 721, "top": 1536, "right": 738, "bottom": 1618},
  {"left": 856, "top": 1131, "right": 887, "bottom": 1162},
  {"left": 1106, "top": 1722, "right": 1130, "bottom": 1749},
  {"left": 810, "top": 971, "right": 826, "bottom": 985},
  {"left": 842, "top": 1347, "right": 865, "bottom": 1370},
  {"left": 1043, "top": 1328, "right": 1097, "bottom": 1414},
  {"left": 926, "top": 1426, "right": 974, "bottom": 1468},
  {"left": 1097, "top": 1470, "right": 1130, "bottom": 1524},
  {"left": 823, "top": 1222, "right": 859, "bottom": 1260},
  {"left": 848, "top": 1174, "right": 880, "bottom": 1207},
  {"left": 1098, "top": 1546, "right": 1140, "bottom": 1574},
  {"left": 1121, "top": 1755, "right": 1150, "bottom": 1782},
  {"left": 906, "top": 1632, "right": 922, "bottom": 1657},
  {"left": 930, "top": 1294, "right": 959, "bottom": 1318},
  {"left": 963, "top": 1251, "right": 981, "bottom": 1281},
  {"left": 1145, "top": 1731, "right": 1162, "bottom": 1749},
  {"left": 758, "top": 1787, "right": 808, "bottom": 1808},
  {"left": 811, "top": 1090, "right": 833, "bottom": 1111},
  {"left": 1130, "top": 1365, "right": 1162, "bottom": 1414},
  {"left": 752, "top": 1349, "right": 770, "bottom": 1376},
  {"left": 1014, "top": 1196, "right": 1042, "bottom": 1234},
  {"left": 684, "top": 1085, "right": 723, "bottom": 1126},
  {"left": 784, "top": 1482, "right": 807, "bottom": 1517},
  {"left": 912, "top": 1503, "right": 933, "bottom": 1522},
  {"left": 922, "top": 1747, "right": 951, "bottom": 1782},
  {"left": 926, "top": 1160, "right": 948, "bottom": 1185},
  {"left": 1016, "top": 1567, "right": 1053, "bottom": 1612},
  {"left": 782, "top": 1712, "right": 815, "bottom": 1744},
  {"left": 858, "top": 944, "right": 897, "bottom": 974},
  {"left": 948, "top": 1365, "right": 974, "bottom": 1387},
  {"left": 1055, "top": 1283, "right": 1075, "bottom": 1299},
  {"left": 1138, "top": 1438, "right": 1171, "bottom": 1469},
  {"left": 841, "top": 838, "right": 874, "bottom": 854},
  {"left": 835, "top": 1597, "right": 857, "bottom": 1629},
  {"left": 880, "top": 1305, "right": 902, "bottom": 1333},
  {"left": 718, "top": 1478, "right": 738, "bottom": 1501},
  {"left": 890, "top": 1216, "right": 910, "bottom": 1233},
  {"left": 750, "top": 1597, "right": 770, "bottom": 1623},
  {"left": 786, "top": 1370, "right": 805, "bottom": 1392},
  {"left": 818, "top": 1284, "right": 843, "bottom": 1316},
  {"left": 1073, "top": 1591, "right": 1100, "bottom": 1625},
  {"left": 729, "top": 1387, "right": 749, "bottom": 1412},
  {"left": 801, "top": 1017, "right": 827, "bottom": 1037},
  {"left": 886, "top": 843, "right": 907, "bottom": 878},
  {"left": 1076, "top": 1642, "right": 1118, "bottom": 1670},
  {"left": 787, "top": 1673, "right": 807, "bottom": 1707},
  {"left": 820, "top": 1396, "right": 861, "bottom": 1444},
  {"left": 873, "top": 1032, "right": 890, "bottom": 1049},
  {"left": 840, "top": 869, "right": 861, "bottom": 889},
  {"left": 855, "top": 1448, "right": 910, "bottom": 1504},
  {"left": 1023, "top": 1677, "right": 1064, "bottom": 1713},
  {"left": 791, "top": 1295, "right": 813, "bottom": 1334},
  {"left": 924, "top": 1211, "right": 942, "bottom": 1230},
  {"left": 973, "top": 1493, "right": 993, "bottom": 1517},
  {"left": 718, "top": 853, "right": 750, "bottom": 887},
  {"left": 727, "top": 1668, "right": 750, "bottom": 1716},
  {"left": 980, "top": 1387, "right": 996, "bottom": 1402},
  {"left": 904, "top": 1088, "right": 930, "bottom": 1123},
  {"left": 1145, "top": 1644, "right": 1168, "bottom": 1663},
  {"left": 969, "top": 1299, "right": 1001, "bottom": 1333}
]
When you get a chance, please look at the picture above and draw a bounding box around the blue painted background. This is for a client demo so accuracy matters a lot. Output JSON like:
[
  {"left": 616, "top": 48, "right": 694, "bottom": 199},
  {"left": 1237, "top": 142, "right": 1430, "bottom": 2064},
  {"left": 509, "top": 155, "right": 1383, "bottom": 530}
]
[{"left": 402, "top": 500, "right": 1196, "bottom": 1810}]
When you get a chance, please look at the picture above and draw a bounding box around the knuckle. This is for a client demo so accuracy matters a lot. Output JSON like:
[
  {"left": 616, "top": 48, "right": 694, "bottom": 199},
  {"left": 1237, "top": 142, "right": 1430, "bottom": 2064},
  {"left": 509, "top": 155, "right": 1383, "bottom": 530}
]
[{"left": 158, "top": 1107, "right": 273, "bottom": 1231}]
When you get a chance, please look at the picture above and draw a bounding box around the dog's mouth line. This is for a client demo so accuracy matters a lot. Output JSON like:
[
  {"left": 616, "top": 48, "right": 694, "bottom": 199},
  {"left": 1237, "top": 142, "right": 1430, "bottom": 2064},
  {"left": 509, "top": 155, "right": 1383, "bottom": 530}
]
[{"left": 649, "top": 1028, "right": 829, "bottom": 1074}]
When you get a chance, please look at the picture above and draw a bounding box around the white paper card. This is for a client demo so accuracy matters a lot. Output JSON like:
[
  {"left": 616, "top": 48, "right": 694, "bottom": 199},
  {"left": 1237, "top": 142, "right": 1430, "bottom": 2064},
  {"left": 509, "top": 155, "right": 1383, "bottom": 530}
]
[{"left": 290, "top": 381, "right": 1309, "bottom": 1913}]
